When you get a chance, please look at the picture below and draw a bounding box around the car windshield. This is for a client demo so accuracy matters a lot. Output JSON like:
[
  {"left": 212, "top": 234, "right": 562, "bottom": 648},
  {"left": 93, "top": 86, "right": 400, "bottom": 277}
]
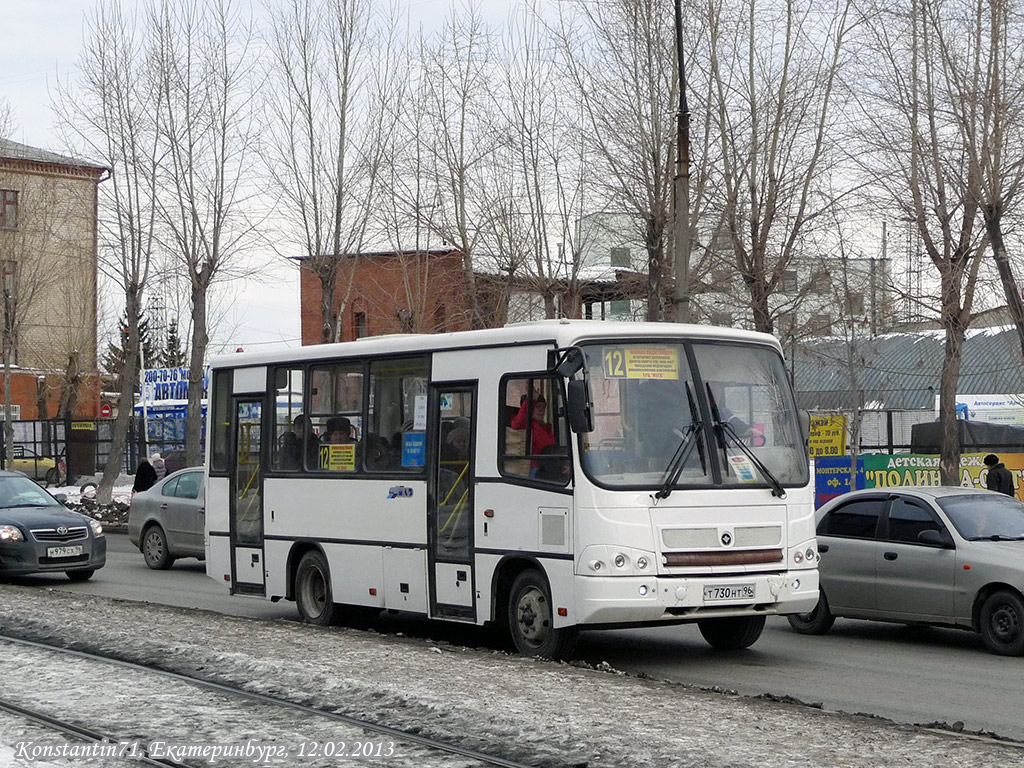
[
  {"left": 937, "top": 493, "right": 1024, "bottom": 540},
  {"left": 578, "top": 340, "right": 808, "bottom": 490},
  {"left": 0, "top": 475, "right": 62, "bottom": 508}
]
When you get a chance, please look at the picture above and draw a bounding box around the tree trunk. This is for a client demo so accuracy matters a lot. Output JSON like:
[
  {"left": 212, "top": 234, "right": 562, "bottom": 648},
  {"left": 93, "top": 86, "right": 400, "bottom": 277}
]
[
  {"left": 57, "top": 351, "right": 81, "bottom": 419},
  {"left": 983, "top": 208, "right": 1024, "bottom": 360},
  {"left": 185, "top": 282, "right": 208, "bottom": 468},
  {"left": 319, "top": 267, "right": 340, "bottom": 344},
  {"left": 938, "top": 299, "right": 967, "bottom": 486}
]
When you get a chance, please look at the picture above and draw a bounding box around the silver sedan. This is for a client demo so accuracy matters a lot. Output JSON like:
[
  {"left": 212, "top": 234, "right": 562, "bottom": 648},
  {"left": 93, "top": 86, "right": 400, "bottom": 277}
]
[
  {"left": 127, "top": 467, "right": 205, "bottom": 569},
  {"left": 789, "top": 485, "right": 1024, "bottom": 656}
]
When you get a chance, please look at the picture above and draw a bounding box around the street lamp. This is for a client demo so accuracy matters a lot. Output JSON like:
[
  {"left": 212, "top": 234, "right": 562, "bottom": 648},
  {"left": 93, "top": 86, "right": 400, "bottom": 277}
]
[{"left": 672, "top": 0, "right": 692, "bottom": 323}]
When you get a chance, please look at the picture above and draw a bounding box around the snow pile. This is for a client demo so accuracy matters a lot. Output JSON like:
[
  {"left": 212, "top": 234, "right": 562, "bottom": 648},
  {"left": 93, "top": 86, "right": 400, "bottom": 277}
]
[{"left": 0, "top": 587, "right": 1019, "bottom": 767}]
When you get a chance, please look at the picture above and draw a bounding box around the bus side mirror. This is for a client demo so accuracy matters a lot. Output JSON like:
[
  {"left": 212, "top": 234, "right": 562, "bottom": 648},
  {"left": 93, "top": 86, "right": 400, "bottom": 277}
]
[{"left": 566, "top": 379, "right": 593, "bottom": 433}]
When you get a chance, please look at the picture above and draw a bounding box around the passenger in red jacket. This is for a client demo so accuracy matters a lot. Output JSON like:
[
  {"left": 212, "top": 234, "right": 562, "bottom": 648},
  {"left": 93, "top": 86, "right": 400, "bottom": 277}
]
[{"left": 511, "top": 393, "right": 556, "bottom": 460}]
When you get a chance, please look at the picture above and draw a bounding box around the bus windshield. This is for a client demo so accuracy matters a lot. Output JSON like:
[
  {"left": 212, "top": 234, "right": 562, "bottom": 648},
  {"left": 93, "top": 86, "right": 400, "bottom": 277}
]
[{"left": 579, "top": 341, "right": 808, "bottom": 491}]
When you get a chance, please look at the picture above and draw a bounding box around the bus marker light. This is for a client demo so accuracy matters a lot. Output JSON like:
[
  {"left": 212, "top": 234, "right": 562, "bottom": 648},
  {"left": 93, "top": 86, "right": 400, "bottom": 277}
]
[
  {"left": 484, "top": 509, "right": 494, "bottom": 518},
  {"left": 792, "top": 579, "right": 800, "bottom": 590},
  {"left": 369, "top": 588, "right": 377, "bottom": 596},
  {"left": 963, "top": 564, "right": 971, "bottom": 570},
  {"left": 637, "top": 557, "right": 649, "bottom": 570},
  {"left": 638, "top": 585, "right": 648, "bottom": 596},
  {"left": 614, "top": 554, "right": 627, "bottom": 568},
  {"left": 557, "top": 608, "right": 567, "bottom": 616},
  {"left": 223, "top": 574, "right": 230, "bottom": 581}
]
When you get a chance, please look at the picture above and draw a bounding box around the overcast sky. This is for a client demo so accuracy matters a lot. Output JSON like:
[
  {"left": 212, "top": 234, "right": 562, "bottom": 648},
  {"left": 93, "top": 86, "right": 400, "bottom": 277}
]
[{"left": 0, "top": 0, "right": 511, "bottom": 355}]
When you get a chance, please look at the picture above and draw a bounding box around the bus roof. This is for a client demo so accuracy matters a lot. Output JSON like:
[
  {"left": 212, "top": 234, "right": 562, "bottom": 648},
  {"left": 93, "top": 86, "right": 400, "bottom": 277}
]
[{"left": 210, "top": 320, "right": 782, "bottom": 370}]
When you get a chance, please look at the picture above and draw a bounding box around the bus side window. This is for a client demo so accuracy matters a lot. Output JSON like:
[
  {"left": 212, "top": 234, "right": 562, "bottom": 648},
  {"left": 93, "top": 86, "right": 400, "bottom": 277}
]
[
  {"left": 368, "top": 356, "right": 428, "bottom": 473},
  {"left": 272, "top": 367, "right": 305, "bottom": 471},
  {"left": 500, "top": 376, "right": 570, "bottom": 485}
]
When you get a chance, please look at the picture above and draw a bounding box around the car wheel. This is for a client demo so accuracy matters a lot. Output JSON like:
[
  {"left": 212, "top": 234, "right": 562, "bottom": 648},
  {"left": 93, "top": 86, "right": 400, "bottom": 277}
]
[
  {"left": 45, "top": 467, "right": 61, "bottom": 486},
  {"left": 295, "top": 550, "right": 339, "bottom": 625},
  {"left": 980, "top": 590, "right": 1024, "bottom": 656},
  {"left": 65, "top": 569, "right": 95, "bottom": 582},
  {"left": 142, "top": 525, "right": 175, "bottom": 570},
  {"left": 507, "top": 569, "right": 578, "bottom": 659},
  {"left": 698, "top": 615, "right": 767, "bottom": 650},
  {"left": 787, "top": 593, "right": 836, "bottom": 635}
]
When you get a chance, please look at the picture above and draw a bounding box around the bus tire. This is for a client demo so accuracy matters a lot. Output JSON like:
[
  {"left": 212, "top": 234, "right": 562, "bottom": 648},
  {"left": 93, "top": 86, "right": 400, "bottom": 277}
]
[
  {"left": 507, "top": 569, "right": 577, "bottom": 660},
  {"left": 787, "top": 593, "right": 835, "bottom": 635},
  {"left": 697, "top": 615, "right": 766, "bottom": 650},
  {"left": 296, "top": 550, "right": 339, "bottom": 626}
]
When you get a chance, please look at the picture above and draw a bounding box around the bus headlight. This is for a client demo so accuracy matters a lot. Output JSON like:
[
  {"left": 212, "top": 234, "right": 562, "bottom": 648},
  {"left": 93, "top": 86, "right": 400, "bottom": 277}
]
[
  {"left": 636, "top": 556, "right": 649, "bottom": 570},
  {"left": 805, "top": 547, "right": 816, "bottom": 562},
  {"left": 613, "top": 554, "right": 628, "bottom": 569},
  {"left": 588, "top": 560, "right": 604, "bottom": 572},
  {"left": 794, "top": 551, "right": 804, "bottom": 563}
]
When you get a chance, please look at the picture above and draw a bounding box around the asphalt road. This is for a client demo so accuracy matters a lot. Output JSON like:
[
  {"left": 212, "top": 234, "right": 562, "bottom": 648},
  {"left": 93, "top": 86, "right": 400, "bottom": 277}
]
[{"left": 26, "top": 533, "right": 1024, "bottom": 743}]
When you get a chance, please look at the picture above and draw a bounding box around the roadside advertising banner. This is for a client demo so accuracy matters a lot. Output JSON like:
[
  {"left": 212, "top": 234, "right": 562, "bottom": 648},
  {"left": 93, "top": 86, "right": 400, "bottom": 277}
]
[
  {"left": 808, "top": 415, "right": 846, "bottom": 458},
  {"left": 814, "top": 452, "right": 1024, "bottom": 508}
]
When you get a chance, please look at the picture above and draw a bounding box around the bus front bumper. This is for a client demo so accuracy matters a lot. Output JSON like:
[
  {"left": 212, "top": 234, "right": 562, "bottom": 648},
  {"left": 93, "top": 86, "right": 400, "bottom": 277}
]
[{"left": 572, "top": 570, "right": 819, "bottom": 626}]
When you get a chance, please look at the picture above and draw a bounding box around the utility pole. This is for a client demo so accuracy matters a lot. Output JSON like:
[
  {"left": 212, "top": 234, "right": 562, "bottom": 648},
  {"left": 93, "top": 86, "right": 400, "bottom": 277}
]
[{"left": 672, "top": 0, "right": 692, "bottom": 323}]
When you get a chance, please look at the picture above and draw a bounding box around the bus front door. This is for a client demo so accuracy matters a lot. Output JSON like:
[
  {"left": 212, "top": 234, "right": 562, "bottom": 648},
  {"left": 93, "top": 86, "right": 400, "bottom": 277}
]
[
  {"left": 230, "top": 398, "right": 265, "bottom": 595},
  {"left": 429, "top": 385, "right": 476, "bottom": 620}
]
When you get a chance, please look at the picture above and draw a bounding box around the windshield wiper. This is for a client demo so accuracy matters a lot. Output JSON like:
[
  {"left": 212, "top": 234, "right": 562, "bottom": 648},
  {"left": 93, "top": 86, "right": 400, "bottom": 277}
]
[
  {"left": 655, "top": 383, "right": 705, "bottom": 500},
  {"left": 968, "top": 534, "right": 1024, "bottom": 541},
  {"left": 706, "top": 383, "right": 786, "bottom": 498}
]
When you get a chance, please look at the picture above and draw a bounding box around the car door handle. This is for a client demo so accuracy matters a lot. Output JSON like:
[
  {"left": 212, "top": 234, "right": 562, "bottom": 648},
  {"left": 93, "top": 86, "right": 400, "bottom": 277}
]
[
  {"left": 818, "top": 544, "right": 829, "bottom": 553},
  {"left": 159, "top": 503, "right": 169, "bottom": 510},
  {"left": 197, "top": 508, "right": 205, "bottom": 515},
  {"left": 883, "top": 551, "right": 898, "bottom": 561}
]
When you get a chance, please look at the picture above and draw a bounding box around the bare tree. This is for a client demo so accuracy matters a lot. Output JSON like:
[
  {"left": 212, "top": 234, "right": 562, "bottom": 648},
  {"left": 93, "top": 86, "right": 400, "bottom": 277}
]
[
  {"left": 926, "top": 0, "right": 1024, "bottom": 358},
  {"left": 857, "top": 0, "right": 988, "bottom": 483},
  {"left": 700, "top": 0, "right": 854, "bottom": 334},
  {"left": 415, "top": 4, "right": 501, "bottom": 329},
  {"left": 264, "top": 0, "right": 381, "bottom": 343},
  {"left": 555, "top": 0, "right": 678, "bottom": 321},
  {"left": 150, "top": 0, "right": 258, "bottom": 467},
  {"left": 56, "top": 1, "right": 164, "bottom": 503}
]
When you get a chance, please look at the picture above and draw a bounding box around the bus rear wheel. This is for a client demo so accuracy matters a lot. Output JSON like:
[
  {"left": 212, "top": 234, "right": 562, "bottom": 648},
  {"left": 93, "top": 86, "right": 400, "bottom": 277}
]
[
  {"left": 296, "top": 550, "right": 339, "bottom": 626},
  {"left": 507, "top": 570, "right": 577, "bottom": 660},
  {"left": 698, "top": 615, "right": 766, "bottom": 650}
]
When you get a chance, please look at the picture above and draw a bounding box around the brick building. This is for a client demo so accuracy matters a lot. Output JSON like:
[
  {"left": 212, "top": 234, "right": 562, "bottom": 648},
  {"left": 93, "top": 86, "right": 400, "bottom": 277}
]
[
  {"left": 0, "top": 139, "right": 106, "bottom": 418},
  {"left": 298, "top": 248, "right": 652, "bottom": 345}
]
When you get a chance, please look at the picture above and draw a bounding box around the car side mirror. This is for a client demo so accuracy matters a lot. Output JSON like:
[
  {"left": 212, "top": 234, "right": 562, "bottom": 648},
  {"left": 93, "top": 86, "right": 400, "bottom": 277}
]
[
  {"left": 566, "top": 379, "right": 593, "bottom": 433},
  {"left": 53, "top": 493, "right": 68, "bottom": 505},
  {"left": 918, "top": 529, "right": 953, "bottom": 548}
]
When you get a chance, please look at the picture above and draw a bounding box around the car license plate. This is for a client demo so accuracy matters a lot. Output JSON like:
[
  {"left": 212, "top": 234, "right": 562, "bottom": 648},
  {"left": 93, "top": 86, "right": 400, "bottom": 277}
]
[
  {"left": 703, "top": 584, "right": 755, "bottom": 602},
  {"left": 47, "top": 545, "right": 83, "bottom": 558}
]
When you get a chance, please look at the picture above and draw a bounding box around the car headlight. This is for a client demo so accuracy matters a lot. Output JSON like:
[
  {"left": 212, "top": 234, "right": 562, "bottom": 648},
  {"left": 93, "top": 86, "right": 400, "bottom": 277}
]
[
  {"left": 88, "top": 519, "right": 104, "bottom": 538},
  {"left": 0, "top": 525, "right": 24, "bottom": 542}
]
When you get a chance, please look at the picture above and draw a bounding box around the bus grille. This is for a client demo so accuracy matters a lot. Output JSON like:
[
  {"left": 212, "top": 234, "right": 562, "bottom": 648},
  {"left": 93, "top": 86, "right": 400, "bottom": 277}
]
[
  {"left": 663, "top": 548, "right": 783, "bottom": 567},
  {"left": 661, "top": 525, "right": 781, "bottom": 549}
]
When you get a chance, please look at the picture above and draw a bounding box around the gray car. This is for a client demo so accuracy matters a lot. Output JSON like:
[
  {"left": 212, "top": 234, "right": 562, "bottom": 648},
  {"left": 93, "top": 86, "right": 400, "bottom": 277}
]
[
  {"left": 127, "top": 467, "right": 205, "bottom": 569},
  {"left": 0, "top": 470, "right": 106, "bottom": 580},
  {"left": 789, "top": 485, "right": 1024, "bottom": 655}
]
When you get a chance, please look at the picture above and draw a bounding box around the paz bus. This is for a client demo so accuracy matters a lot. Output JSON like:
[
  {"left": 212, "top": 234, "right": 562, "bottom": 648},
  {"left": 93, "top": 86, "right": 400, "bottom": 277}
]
[{"left": 204, "top": 320, "right": 818, "bottom": 658}]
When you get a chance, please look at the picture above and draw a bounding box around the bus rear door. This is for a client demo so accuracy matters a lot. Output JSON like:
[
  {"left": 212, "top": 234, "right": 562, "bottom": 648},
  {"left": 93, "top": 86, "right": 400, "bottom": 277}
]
[
  {"left": 429, "top": 384, "right": 476, "bottom": 619},
  {"left": 231, "top": 398, "right": 265, "bottom": 594}
]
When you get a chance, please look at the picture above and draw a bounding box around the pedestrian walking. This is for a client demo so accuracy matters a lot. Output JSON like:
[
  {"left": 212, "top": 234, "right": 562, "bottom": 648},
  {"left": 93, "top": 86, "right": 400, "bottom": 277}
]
[
  {"left": 151, "top": 452, "right": 166, "bottom": 481},
  {"left": 984, "top": 454, "right": 1015, "bottom": 496},
  {"left": 132, "top": 456, "right": 158, "bottom": 494}
]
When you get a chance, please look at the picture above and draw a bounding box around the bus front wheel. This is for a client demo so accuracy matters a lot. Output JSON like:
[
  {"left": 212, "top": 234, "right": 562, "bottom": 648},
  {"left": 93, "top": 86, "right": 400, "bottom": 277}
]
[
  {"left": 296, "top": 550, "right": 339, "bottom": 626},
  {"left": 507, "top": 570, "right": 577, "bottom": 660},
  {"left": 697, "top": 615, "right": 766, "bottom": 650}
]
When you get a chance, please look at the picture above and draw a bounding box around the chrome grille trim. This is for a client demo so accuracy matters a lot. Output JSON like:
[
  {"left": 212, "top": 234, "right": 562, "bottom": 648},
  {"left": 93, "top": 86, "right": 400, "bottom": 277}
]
[{"left": 31, "top": 526, "right": 88, "bottom": 543}]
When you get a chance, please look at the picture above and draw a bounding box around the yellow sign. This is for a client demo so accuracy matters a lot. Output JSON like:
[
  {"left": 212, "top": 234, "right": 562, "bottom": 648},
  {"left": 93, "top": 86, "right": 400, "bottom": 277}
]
[
  {"left": 602, "top": 347, "right": 679, "bottom": 380},
  {"left": 71, "top": 421, "right": 96, "bottom": 431},
  {"left": 809, "top": 415, "right": 845, "bottom": 457},
  {"left": 320, "top": 443, "right": 355, "bottom": 471}
]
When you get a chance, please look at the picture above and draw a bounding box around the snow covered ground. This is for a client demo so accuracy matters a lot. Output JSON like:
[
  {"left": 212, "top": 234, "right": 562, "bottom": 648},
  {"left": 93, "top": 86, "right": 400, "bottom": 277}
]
[{"left": 0, "top": 586, "right": 1020, "bottom": 767}]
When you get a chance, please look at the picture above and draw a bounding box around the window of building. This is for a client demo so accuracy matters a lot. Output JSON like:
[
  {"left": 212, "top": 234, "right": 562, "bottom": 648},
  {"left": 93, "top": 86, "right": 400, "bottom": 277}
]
[
  {"left": 846, "top": 291, "right": 865, "bottom": 314},
  {"left": 368, "top": 356, "right": 429, "bottom": 473},
  {"left": 610, "top": 247, "right": 630, "bottom": 268},
  {"left": 610, "top": 299, "right": 631, "bottom": 318},
  {"left": 781, "top": 269, "right": 799, "bottom": 294},
  {"left": 709, "top": 310, "right": 733, "bottom": 327},
  {"left": 355, "top": 312, "right": 368, "bottom": 338},
  {"left": 0, "top": 190, "right": 17, "bottom": 230},
  {"left": 500, "top": 376, "right": 570, "bottom": 484}
]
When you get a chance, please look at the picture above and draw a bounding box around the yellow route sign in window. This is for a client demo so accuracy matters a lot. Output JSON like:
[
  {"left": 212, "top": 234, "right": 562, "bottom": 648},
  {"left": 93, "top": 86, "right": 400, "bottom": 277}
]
[
  {"left": 320, "top": 443, "right": 356, "bottom": 471},
  {"left": 603, "top": 347, "right": 679, "bottom": 380}
]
